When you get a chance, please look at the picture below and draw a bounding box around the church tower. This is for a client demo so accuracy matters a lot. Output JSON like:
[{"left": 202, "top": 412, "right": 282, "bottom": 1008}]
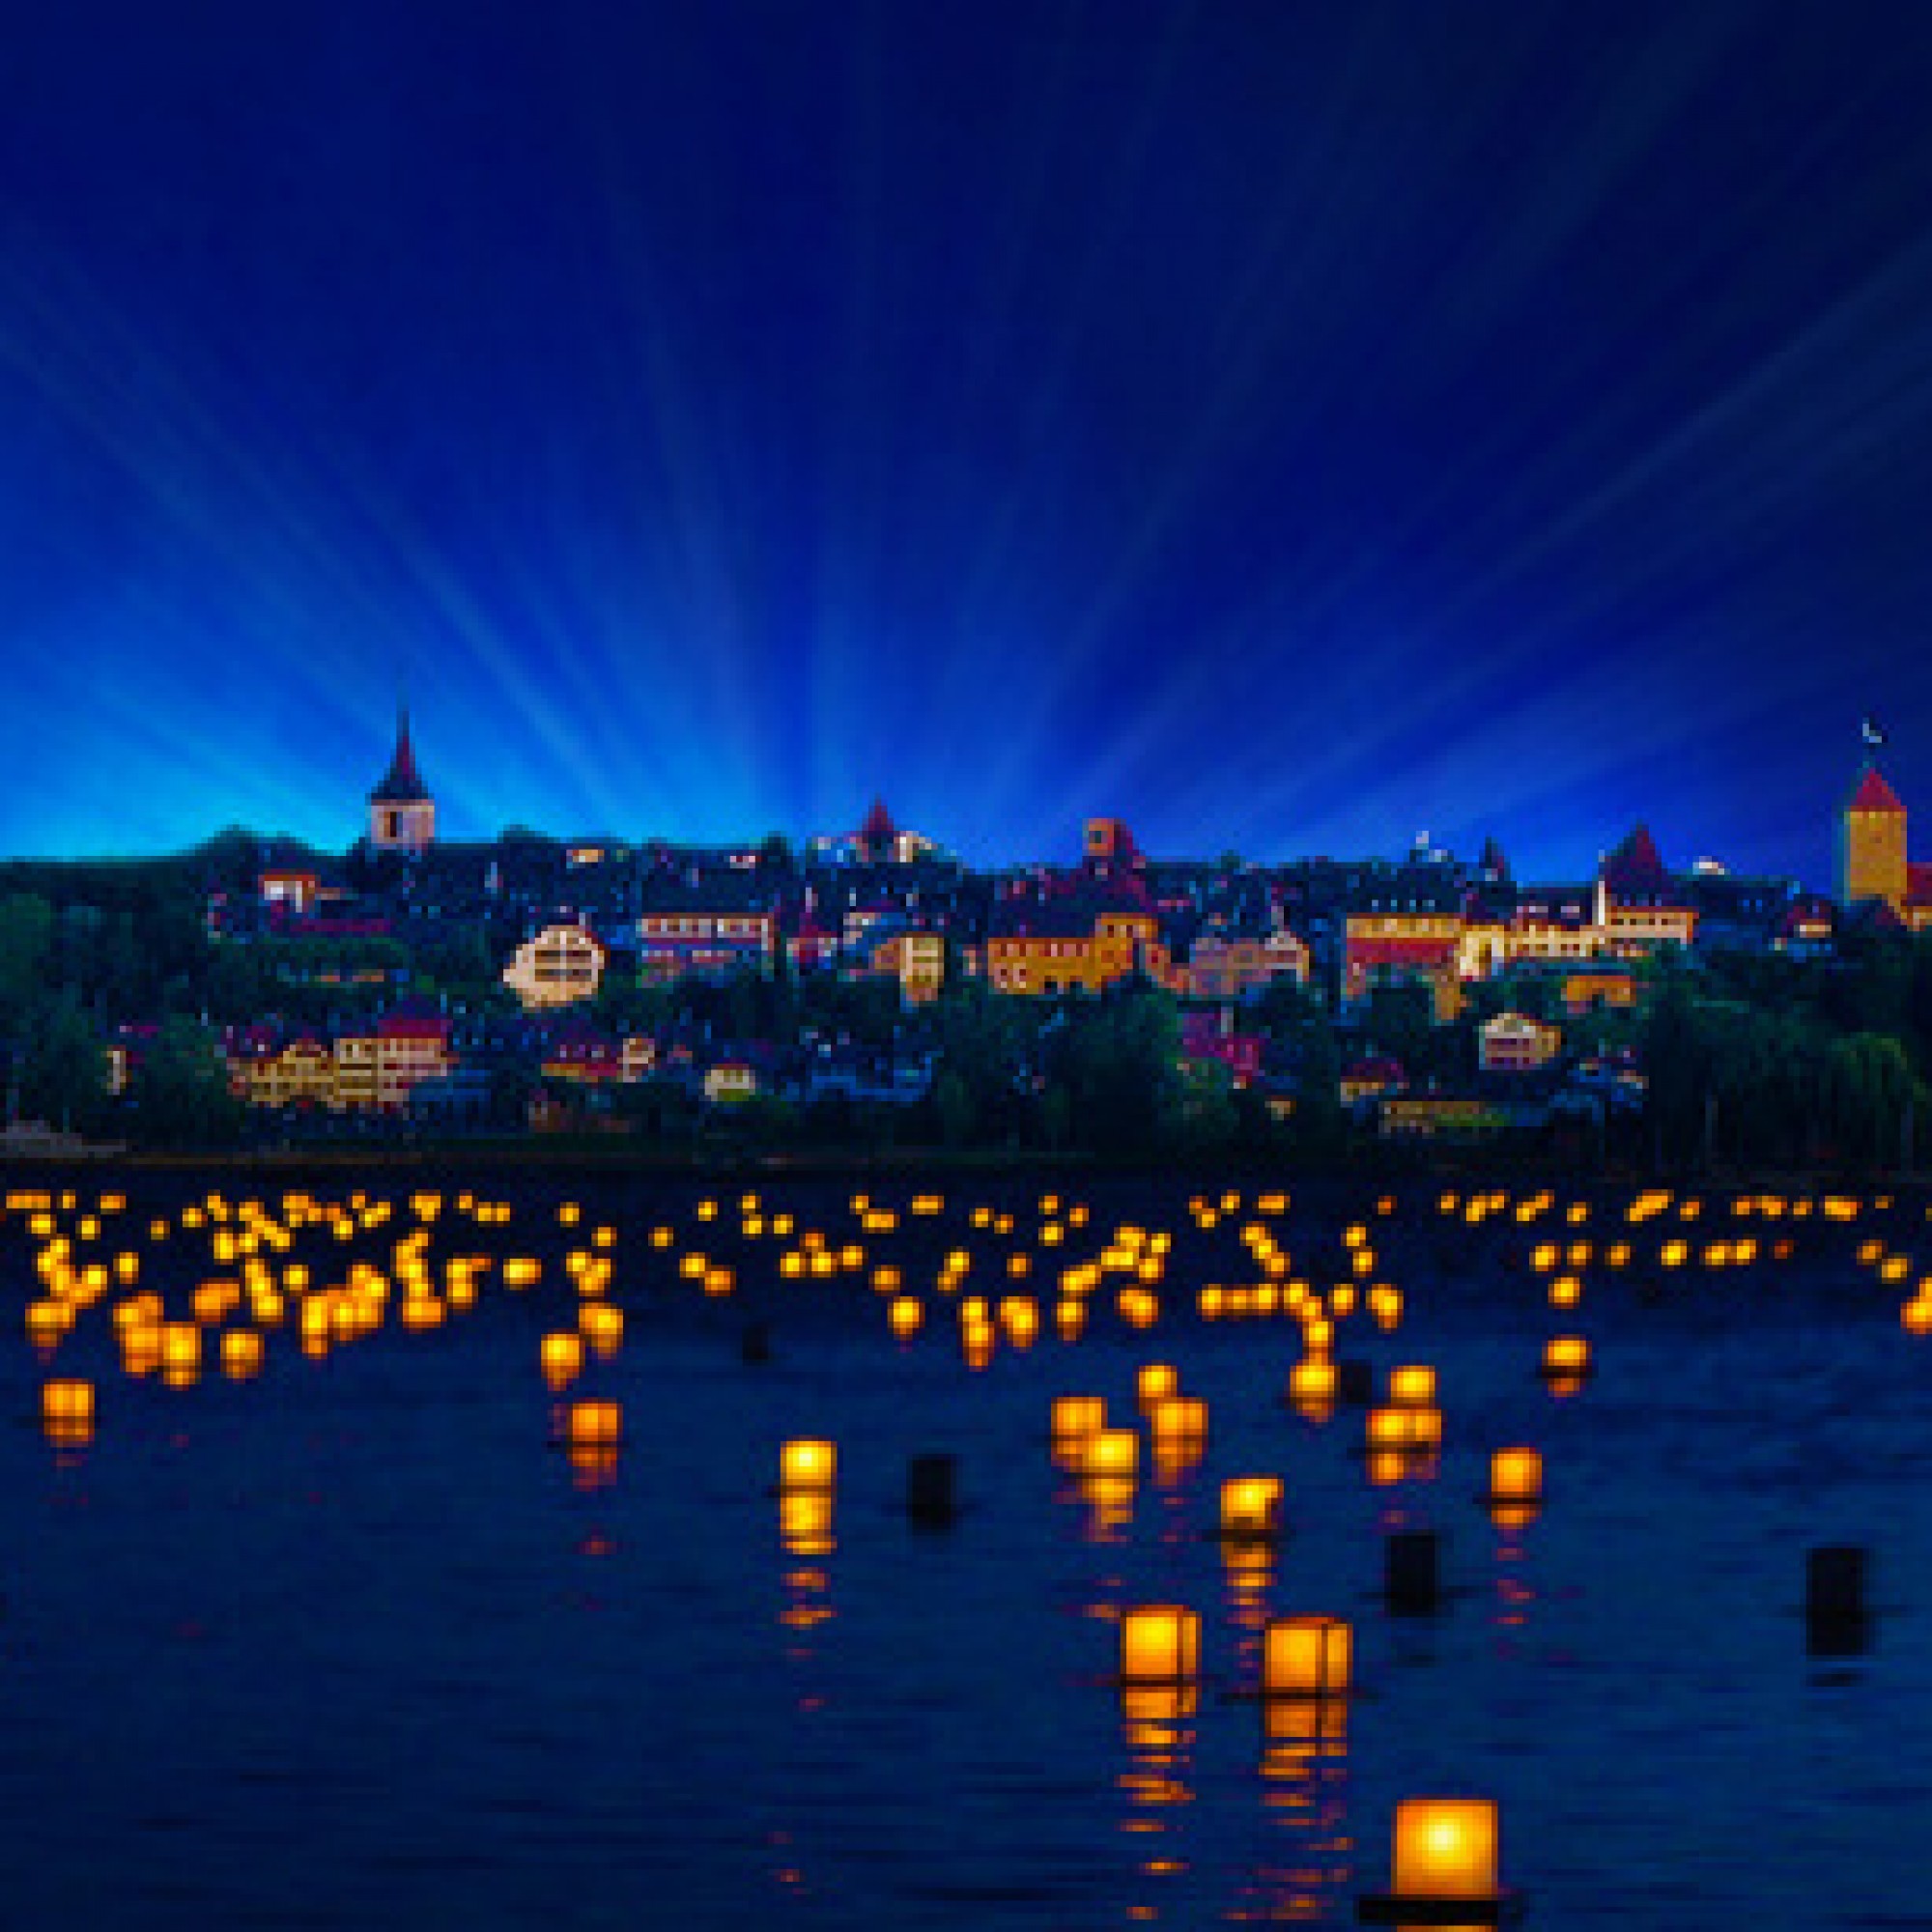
[
  {"left": 1839, "top": 762, "right": 1907, "bottom": 912},
  {"left": 369, "top": 705, "right": 436, "bottom": 854}
]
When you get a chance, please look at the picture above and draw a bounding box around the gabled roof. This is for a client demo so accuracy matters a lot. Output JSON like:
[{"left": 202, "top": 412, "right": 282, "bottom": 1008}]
[
  {"left": 1601, "top": 823, "right": 1670, "bottom": 896},
  {"left": 1847, "top": 765, "right": 1905, "bottom": 815}
]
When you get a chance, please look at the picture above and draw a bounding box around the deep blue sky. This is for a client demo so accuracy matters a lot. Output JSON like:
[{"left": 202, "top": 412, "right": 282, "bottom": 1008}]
[{"left": 4, "top": 2, "right": 1932, "bottom": 886}]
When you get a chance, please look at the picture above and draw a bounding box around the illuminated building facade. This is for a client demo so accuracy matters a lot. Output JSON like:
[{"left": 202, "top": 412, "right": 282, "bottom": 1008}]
[{"left": 503, "top": 922, "right": 608, "bottom": 1009}]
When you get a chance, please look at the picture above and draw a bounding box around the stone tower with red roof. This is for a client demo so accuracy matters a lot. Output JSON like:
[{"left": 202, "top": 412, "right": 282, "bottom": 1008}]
[
  {"left": 369, "top": 705, "right": 436, "bottom": 854},
  {"left": 1839, "top": 761, "right": 1907, "bottom": 913}
]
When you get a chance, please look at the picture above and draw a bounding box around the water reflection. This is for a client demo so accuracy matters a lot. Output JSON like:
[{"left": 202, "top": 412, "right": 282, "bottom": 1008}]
[
  {"left": 1241, "top": 1697, "right": 1351, "bottom": 1922},
  {"left": 1118, "top": 1683, "right": 1196, "bottom": 1923}
]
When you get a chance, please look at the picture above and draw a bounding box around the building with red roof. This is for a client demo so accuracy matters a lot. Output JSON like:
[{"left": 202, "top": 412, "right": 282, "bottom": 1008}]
[{"left": 1837, "top": 759, "right": 1932, "bottom": 927}]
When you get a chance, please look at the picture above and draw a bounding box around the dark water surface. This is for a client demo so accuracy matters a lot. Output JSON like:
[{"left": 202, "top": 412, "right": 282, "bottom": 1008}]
[{"left": 5, "top": 1171, "right": 1931, "bottom": 1929}]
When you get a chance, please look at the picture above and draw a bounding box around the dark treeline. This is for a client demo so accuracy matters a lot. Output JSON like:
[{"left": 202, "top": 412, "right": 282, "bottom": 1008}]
[{"left": 3, "top": 843, "right": 1932, "bottom": 1169}]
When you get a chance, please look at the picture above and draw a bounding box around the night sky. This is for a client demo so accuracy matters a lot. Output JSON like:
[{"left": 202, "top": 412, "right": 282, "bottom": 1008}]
[{"left": 5, "top": 3, "right": 1932, "bottom": 886}]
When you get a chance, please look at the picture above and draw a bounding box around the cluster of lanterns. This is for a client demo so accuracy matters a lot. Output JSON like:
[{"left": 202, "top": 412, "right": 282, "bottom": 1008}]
[{"left": 13, "top": 1172, "right": 1929, "bottom": 1920}]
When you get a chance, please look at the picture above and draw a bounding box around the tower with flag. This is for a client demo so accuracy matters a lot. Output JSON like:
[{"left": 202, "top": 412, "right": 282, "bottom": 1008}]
[{"left": 1838, "top": 719, "right": 1932, "bottom": 926}]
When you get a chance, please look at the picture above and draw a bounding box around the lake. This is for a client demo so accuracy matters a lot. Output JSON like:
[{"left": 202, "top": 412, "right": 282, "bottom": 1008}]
[{"left": 4, "top": 1168, "right": 1929, "bottom": 1928}]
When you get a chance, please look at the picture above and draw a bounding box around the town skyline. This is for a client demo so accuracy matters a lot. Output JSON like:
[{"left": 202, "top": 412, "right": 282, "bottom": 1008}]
[
  {"left": 5, "top": 7, "right": 1932, "bottom": 884},
  {"left": 2, "top": 696, "right": 1911, "bottom": 902}
]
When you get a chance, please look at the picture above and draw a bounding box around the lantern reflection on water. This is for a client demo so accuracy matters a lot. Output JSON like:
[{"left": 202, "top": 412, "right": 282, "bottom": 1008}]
[{"left": 779, "top": 1489, "right": 835, "bottom": 1557}]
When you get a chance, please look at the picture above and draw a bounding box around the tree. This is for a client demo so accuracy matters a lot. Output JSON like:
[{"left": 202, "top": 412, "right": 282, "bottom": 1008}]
[
  {"left": 932, "top": 1068, "right": 975, "bottom": 1149},
  {"left": 129, "top": 1017, "right": 244, "bottom": 1148},
  {"left": 1054, "top": 982, "right": 1183, "bottom": 1155},
  {"left": 17, "top": 995, "right": 106, "bottom": 1132},
  {"left": 0, "top": 893, "right": 54, "bottom": 1020},
  {"left": 1821, "top": 1033, "right": 1919, "bottom": 1169}
]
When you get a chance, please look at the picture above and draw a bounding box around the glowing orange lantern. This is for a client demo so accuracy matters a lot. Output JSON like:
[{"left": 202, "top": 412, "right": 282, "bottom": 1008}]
[
  {"left": 42, "top": 1378, "right": 95, "bottom": 1441},
  {"left": 580, "top": 1305, "right": 624, "bottom": 1357},
  {"left": 1220, "top": 1475, "right": 1282, "bottom": 1540},
  {"left": 1137, "top": 1363, "right": 1179, "bottom": 1412},
  {"left": 221, "top": 1331, "right": 264, "bottom": 1379},
  {"left": 161, "top": 1321, "right": 202, "bottom": 1381},
  {"left": 1543, "top": 1335, "right": 1591, "bottom": 1378},
  {"left": 781, "top": 1438, "right": 838, "bottom": 1492},
  {"left": 1120, "top": 1605, "right": 1199, "bottom": 1684},
  {"left": 1262, "top": 1615, "right": 1350, "bottom": 1698},
  {"left": 1051, "top": 1395, "right": 1106, "bottom": 1451},
  {"left": 1390, "top": 1797, "right": 1499, "bottom": 1900},
  {"left": 1488, "top": 1446, "right": 1543, "bottom": 1516},
  {"left": 1082, "top": 1428, "right": 1139, "bottom": 1480},
  {"left": 542, "top": 1333, "right": 585, "bottom": 1390},
  {"left": 566, "top": 1400, "right": 623, "bottom": 1447},
  {"left": 1388, "top": 1365, "right": 1436, "bottom": 1407}
]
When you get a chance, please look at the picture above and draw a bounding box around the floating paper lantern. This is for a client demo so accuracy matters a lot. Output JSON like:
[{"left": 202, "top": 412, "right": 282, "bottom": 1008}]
[
  {"left": 1289, "top": 1359, "right": 1337, "bottom": 1413},
  {"left": 26, "top": 1300, "right": 71, "bottom": 1348},
  {"left": 121, "top": 1323, "right": 161, "bottom": 1377},
  {"left": 581, "top": 1305, "right": 623, "bottom": 1356},
  {"left": 566, "top": 1400, "right": 623, "bottom": 1447},
  {"left": 1137, "top": 1363, "right": 1179, "bottom": 1412},
  {"left": 1149, "top": 1396, "right": 1208, "bottom": 1453},
  {"left": 1120, "top": 1605, "right": 1200, "bottom": 1684},
  {"left": 1388, "top": 1365, "right": 1436, "bottom": 1407},
  {"left": 542, "top": 1333, "right": 585, "bottom": 1389},
  {"left": 1390, "top": 1797, "right": 1499, "bottom": 1900},
  {"left": 1055, "top": 1299, "right": 1086, "bottom": 1342},
  {"left": 999, "top": 1296, "right": 1039, "bottom": 1347},
  {"left": 1051, "top": 1395, "right": 1106, "bottom": 1451},
  {"left": 1083, "top": 1428, "right": 1140, "bottom": 1480},
  {"left": 1366, "top": 1406, "right": 1408, "bottom": 1453},
  {"left": 1488, "top": 1446, "right": 1543, "bottom": 1521},
  {"left": 503, "top": 1259, "right": 541, "bottom": 1289},
  {"left": 889, "top": 1296, "right": 923, "bottom": 1339},
  {"left": 161, "top": 1322, "right": 202, "bottom": 1380},
  {"left": 1220, "top": 1475, "right": 1283, "bottom": 1540},
  {"left": 781, "top": 1438, "right": 838, "bottom": 1492},
  {"left": 221, "top": 1331, "right": 264, "bottom": 1379},
  {"left": 1262, "top": 1615, "right": 1350, "bottom": 1698},
  {"left": 42, "top": 1378, "right": 95, "bottom": 1439},
  {"left": 1543, "top": 1335, "right": 1591, "bottom": 1380}
]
